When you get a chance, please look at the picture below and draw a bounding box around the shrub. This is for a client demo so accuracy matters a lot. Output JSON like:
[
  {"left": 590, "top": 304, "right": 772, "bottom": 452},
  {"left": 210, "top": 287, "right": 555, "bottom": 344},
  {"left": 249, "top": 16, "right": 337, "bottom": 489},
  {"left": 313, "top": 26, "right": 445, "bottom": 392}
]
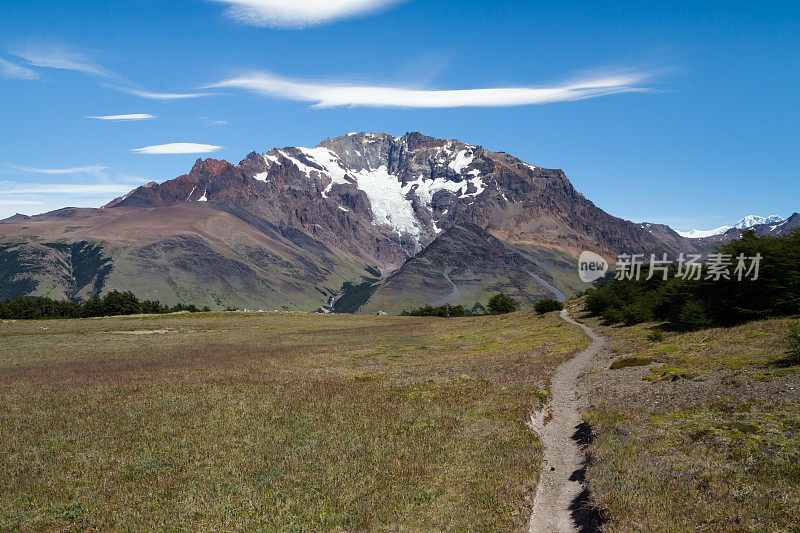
[
  {"left": 401, "top": 304, "right": 466, "bottom": 317},
  {"left": 487, "top": 293, "right": 518, "bottom": 315},
  {"left": 647, "top": 330, "right": 664, "bottom": 342},
  {"left": 786, "top": 325, "right": 800, "bottom": 363},
  {"left": 675, "top": 301, "right": 712, "bottom": 331},
  {"left": 534, "top": 298, "right": 563, "bottom": 314},
  {"left": 602, "top": 307, "right": 626, "bottom": 325}
]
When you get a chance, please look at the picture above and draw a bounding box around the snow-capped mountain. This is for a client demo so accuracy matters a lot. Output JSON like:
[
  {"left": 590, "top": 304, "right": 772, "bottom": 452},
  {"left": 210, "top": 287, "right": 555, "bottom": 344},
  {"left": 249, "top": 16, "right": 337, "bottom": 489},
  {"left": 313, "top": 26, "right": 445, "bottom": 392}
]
[
  {"left": 0, "top": 131, "right": 727, "bottom": 311},
  {"left": 677, "top": 214, "right": 784, "bottom": 238},
  {"left": 106, "top": 131, "right": 676, "bottom": 268},
  {"left": 733, "top": 214, "right": 784, "bottom": 229}
]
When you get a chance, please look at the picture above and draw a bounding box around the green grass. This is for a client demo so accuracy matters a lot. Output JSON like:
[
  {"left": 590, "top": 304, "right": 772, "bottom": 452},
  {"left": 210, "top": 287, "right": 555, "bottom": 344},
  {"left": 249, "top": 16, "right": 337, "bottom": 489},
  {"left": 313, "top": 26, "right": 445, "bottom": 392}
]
[{"left": 0, "top": 310, "right": 588, "bottom": 530}]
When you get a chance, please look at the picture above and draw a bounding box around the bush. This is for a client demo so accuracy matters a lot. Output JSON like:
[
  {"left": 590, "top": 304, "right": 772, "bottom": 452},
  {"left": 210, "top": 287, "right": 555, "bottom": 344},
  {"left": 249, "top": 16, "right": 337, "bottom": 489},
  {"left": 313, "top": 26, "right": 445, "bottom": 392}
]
[
  {"left": 787, "top": 325, "right": 800, "bottom": 363},
  {"left": 401, "top": 304, "right": 466, "bottom": 317},
  {"left": 610, "top": 356, "right": 652, "bottom": 369},
  {"left": 675, "top": 300, "right": 713, "bottom": 331},
  {"left": 487, "top": 293, "right": 518, "bottom": 315},
  {"left": 534, "top": 298, "right": 563, "bottom": 314},
  {"left": 647, "top": 330, "right": 664, "bottom": 342}
]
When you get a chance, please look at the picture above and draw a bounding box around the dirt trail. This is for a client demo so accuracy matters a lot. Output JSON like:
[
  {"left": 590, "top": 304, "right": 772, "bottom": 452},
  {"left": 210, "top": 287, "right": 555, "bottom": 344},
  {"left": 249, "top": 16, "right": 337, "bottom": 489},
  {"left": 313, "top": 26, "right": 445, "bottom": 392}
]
[{"left": 528, "top": 309, "right": 605, "bottom": 532}]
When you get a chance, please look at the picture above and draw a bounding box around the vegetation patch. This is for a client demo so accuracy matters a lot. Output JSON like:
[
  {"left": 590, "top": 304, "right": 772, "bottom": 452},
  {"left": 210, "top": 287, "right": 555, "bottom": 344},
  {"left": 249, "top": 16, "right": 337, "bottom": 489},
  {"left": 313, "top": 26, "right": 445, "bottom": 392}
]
[
  {"left": 609, "top": 356, "right": 652, "bottom": 370},
  {"left": 534, "top": 298, "right": 563, "bottom": 314}
]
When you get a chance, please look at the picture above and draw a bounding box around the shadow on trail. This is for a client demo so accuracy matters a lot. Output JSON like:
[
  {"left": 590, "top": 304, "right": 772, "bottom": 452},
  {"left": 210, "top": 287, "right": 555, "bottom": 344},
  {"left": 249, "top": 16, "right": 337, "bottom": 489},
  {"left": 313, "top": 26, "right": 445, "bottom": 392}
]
[{"left": 568, "top": 421, "right": 608, "bottom": 533}]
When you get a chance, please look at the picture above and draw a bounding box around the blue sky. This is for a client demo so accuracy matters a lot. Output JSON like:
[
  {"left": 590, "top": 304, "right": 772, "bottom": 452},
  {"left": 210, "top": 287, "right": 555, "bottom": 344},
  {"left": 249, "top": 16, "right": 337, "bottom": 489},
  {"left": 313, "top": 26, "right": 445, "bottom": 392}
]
[{"left": 0, "top": 0, "right": 797, "bottom": 232}]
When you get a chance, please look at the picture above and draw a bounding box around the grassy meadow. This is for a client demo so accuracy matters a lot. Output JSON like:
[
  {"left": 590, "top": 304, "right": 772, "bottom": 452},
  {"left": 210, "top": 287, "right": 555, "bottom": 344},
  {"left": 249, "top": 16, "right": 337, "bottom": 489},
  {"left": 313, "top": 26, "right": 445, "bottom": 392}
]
[
  {"left": 0, "top": 310, "right": 587, "bottom": 530},
  {"left": 574, "top": 302, "right": 800, "bottom": 532}
]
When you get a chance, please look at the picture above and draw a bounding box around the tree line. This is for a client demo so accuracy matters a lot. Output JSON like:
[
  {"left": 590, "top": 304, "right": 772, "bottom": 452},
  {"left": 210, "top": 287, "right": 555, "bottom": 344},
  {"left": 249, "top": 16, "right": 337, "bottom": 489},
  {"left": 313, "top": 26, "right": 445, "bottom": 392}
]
[
  {"left": 584, "top": 229, "right": 800, "bottom": 331},
  {"left": 0, "top": 291, "right": 208, "bottom": 320},
  {"left": 401, "top": 293, "right": 529, "bottom": 317}
]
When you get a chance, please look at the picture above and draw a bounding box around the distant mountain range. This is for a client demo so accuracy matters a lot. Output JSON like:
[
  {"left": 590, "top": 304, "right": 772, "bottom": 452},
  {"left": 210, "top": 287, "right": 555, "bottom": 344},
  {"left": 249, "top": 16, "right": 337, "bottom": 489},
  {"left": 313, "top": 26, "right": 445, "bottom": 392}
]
[
  {"left": 1, "top": 132, "right": 797, "bottom": 313},
  {"left": 676, "top": 214, "right": 785, "bottom": 238}
]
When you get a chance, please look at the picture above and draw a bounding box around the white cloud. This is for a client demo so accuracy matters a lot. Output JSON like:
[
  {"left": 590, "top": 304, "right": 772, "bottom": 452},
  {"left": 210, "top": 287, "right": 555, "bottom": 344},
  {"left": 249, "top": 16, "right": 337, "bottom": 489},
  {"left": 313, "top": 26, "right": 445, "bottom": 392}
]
[
  {"left": 87, "top": 113, "right": 155, "bottom": 121},
  {"left": 125, "top": 88, "right": 211, "bottom": 100},
  {"left": 199, "top": 116, "right": 228, "bottom": 125},
  {"left": 131, "top": 143, "right": 222, "bottom": 154},
  {"left": 0, "top": 58, "right": 38, "bottom": 80},
  {"left": 7, "top": 164, "right": 108, "bottom": 175},
  {"left": 211, "top": 0, "right": 404, "bottom": 28},
  {"left": 207, "top": 70, "right": 650, "bottom": 108},
  {"left": 12, "top": 43, "right": 112, "bottom": 77}
]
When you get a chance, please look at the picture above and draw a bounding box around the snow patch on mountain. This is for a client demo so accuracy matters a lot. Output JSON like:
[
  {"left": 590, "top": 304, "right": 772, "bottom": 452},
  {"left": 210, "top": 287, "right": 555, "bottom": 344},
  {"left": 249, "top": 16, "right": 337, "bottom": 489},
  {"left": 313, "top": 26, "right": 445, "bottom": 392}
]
[
  {"left": 295, "top": 147, "right": 349, "bottom": 197},
  {"left": 677, "top": 225, "right": 733, "bottom": 238},
  {"left": 448, "top": 149, "right": 474, "bottom": 173},
  {"left": 402, "top": 175, "right": 465, "bottom": 207},
  {"left": 354, "top": 165, "right": 424, "bottom": 238}
]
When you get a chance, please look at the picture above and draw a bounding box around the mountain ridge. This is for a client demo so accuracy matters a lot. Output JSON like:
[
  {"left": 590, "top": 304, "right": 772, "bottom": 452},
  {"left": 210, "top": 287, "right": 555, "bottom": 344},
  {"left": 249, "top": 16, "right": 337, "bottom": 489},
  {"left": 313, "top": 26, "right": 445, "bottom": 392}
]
[{"left": 1, "top": 131, "right": 794, "bottom": 312}]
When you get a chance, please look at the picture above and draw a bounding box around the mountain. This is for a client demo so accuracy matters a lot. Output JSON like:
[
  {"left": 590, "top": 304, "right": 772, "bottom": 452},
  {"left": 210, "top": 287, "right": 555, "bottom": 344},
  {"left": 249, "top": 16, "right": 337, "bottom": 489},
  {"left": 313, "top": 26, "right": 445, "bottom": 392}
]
[
  {"left": 359, "top": 224, "right": 573, "bottom": 315},
  {"left": 693, "top": 212, "right": 800, "bottom": 246},
  {"left": 675, "top": 214, "right": 784, "bottom": 238},
  {"left": 0, "top": 131, "right": 743, "bottom": 312}
]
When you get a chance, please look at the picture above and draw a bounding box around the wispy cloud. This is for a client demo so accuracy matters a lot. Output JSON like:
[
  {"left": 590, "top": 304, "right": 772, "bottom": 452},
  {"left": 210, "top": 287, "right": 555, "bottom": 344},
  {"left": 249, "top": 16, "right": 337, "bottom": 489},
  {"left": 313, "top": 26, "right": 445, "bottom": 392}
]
[
  {"left": 0, "top": 199, "right": 46, "bottom": 205},
  {"left": 7, "top": 164, "right": 108, "bottom": 176},
  {"left": 12, "top": 43, "right": 112, "bottom": 77},
  {"left": 0, "top": 57, "right": 38, "bottom": 80},
  {"left": 207, "top": 70, "right": 651, "bottom": 108},
  {"left": 199, "top": 116, "right": 228, "bottom": 125},
  {"left": 11, "top": 41, "right": 211, "bottom": 100},
  {"left": 131, "top": 143, "right": 222, "bottom": 154},
  {"left": 87, "top": 113, "right": 155, "bottom": 121},
  {"left": 124, "top": 88, "right": 211, "bottom": 100},
  {"left": 0, "top": 183, "right": 135, "bottom": 195},
  {"left": 211, "top": 0, "right": 404, "bottom": 28}
]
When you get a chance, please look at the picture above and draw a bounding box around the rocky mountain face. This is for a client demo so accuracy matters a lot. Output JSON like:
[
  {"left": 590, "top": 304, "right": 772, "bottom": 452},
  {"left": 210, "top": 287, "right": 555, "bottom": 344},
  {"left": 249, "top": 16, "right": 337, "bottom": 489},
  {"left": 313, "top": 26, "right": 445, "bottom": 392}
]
[
  {"left": 2, "top": 131, "right": 787, "bottom": 312},
  {"left": 359, "top": 224, "right": 573, "bottom": 315},
  {"left": 106, "top": 132, "right": 680, "bottom": 266}
]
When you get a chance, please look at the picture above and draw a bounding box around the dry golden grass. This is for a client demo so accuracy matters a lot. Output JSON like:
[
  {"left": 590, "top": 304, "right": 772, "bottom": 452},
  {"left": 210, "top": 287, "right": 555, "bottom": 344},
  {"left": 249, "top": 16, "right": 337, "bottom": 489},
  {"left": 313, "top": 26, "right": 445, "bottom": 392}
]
[
  {"left": 571, "top": 301, "right": 800, "bottom": 532},
  {"left": 0, "top": 310, "right": 587, "bottom": 531}
]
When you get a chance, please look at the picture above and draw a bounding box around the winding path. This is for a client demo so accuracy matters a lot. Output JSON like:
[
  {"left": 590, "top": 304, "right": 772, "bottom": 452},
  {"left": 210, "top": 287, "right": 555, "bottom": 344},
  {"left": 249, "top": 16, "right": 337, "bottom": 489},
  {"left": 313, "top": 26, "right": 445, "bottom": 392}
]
[{"left": 528, "top": 309, "right": 605, "bottom": 532}]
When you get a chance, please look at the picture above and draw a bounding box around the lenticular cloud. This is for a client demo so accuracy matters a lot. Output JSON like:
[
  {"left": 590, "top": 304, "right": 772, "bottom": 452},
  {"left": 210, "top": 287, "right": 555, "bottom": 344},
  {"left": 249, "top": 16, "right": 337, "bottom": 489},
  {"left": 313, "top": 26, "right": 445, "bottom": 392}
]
[
  {"left": 208, "top": 71, "right": 650, "bottom": 109},
  {"left": 131, "top": 143, "right": 222, "bottom": 155},
  {"left": 212, "top": 0, "right": 404, "bottom": 28}
]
